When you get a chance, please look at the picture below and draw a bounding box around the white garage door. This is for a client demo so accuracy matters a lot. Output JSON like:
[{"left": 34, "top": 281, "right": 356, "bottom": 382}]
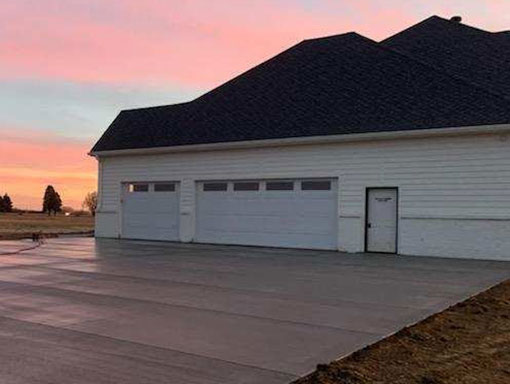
[
  {"left": 122, "top": 182, "right": 180, "bottom": 241},
  {"left": 196, "top": 179, "right": 338, "bottom": 250}
]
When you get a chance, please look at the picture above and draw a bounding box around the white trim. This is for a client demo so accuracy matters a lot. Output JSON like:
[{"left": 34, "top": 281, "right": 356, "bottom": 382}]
[
  {"left": 90, "top": 124, "right": 510, "bottom": 157},
  {"left": 401, "top": 215, "right": 510, "bottom": 221},
  {"left": 336, "top": 214, "right": 510, "bottom": 222},
  {"left": 96, "top": 159, "right": 104, "bottom": 211}
]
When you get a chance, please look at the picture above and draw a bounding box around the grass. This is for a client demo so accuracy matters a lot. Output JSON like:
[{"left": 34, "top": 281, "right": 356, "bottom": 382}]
[
  {"left": 293, "top": 280, "right": 510, "bottom": 384},
  {"left": 0, "top": 212, "right": 94, "bottom": 240}
]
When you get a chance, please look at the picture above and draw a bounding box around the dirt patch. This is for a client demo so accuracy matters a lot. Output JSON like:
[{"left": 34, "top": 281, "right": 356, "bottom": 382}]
[
  {"left": 0, "top": 212, "right": 94, "bottom": 240},
  {"left": 293, "top": 280, "right": 510, "bottom": 384},
  {"left": 0, "top": 230, "right": 94, "bottom": 241}
]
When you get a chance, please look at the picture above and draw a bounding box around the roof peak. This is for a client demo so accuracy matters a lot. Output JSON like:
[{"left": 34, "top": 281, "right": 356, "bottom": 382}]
[
  {"left": 418, "top": 14, "right": 498, "bottom": 34},
  {"left": 381, "top": 14, "right": 493, "bottom": 44},
  {"left": 303, "top": 31, "right": 364, "bottom": 42},
  {"left": 121, "top": 101, "right": 192, "bottom": 113}
]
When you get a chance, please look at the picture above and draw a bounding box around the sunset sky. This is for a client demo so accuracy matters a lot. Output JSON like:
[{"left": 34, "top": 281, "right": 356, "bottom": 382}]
[{"left": 2, "top": 0, "right": 509, "bottom": 210}]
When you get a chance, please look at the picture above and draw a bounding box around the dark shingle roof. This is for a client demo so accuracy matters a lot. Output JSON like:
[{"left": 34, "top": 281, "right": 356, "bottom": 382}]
[
  {"left": 92, "top": 29, "right": 510, "bottom": 153},
  {"left": 382, "top": 16, "right": 510, "bottom": 99}
]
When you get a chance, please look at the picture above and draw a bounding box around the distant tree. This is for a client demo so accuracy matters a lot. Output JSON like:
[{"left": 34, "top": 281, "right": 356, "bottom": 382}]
[
  {"left": 2, "top": 194, "right": 13, "bottom": 212},
  {"left": 42, "top": 185, "right": 62, "bottom": 216},
  {"left": 0, "top": 195, "right": 4, "bottom": 212},
  {"left": 82, "top": 192, "right": 97, "bottom": 216}
]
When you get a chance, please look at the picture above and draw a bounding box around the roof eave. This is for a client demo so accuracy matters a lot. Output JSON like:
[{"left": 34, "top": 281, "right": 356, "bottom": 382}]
[{"left": 89, "top": 123, "right": 510, "bottom": 158}]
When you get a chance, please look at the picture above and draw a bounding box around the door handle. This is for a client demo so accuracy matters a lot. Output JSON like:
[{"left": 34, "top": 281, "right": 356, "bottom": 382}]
[{"left": 367, "top": 223, "right": 372, "bottom": 228}]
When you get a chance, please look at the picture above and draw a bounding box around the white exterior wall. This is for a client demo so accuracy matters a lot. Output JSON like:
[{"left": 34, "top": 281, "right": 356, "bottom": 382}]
[{"left": 95, "top": 131, "right": 510, "bottom": 261}]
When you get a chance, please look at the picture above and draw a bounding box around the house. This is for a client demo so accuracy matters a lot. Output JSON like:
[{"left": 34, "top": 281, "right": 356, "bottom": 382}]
[{"left": 90, "top": 16, "right": 510, "bottom": 260}]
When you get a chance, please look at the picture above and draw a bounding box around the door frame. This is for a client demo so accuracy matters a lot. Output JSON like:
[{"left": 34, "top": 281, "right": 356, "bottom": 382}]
[{"left": 364, "top": 187, "right": 399, "bottom": 254}]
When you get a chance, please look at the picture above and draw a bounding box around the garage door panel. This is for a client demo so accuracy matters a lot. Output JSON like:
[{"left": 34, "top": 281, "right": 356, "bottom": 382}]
[
  {"left": 124, "top": 203, "right": 177, "bottom": 215},
  {"left": 200, "top": 202, "right": 311, "bottom": 218},
  {"left": 197, "top": 229, "right": 336, "bottom": 249},
  {"left": 196, "top": 179, "right": 337, "bottom": 250},
  {"left": 199, "top": 214, "right": 333, "bottom": 234},
  {"left": 122, "top": 183, "right": 180, "bottom": 241},
  {"left": 295, "top": 208, "right": 335, "bottom": 217},
  {"left": 124, "top": 215, "right": 177, "bottom": 229}
]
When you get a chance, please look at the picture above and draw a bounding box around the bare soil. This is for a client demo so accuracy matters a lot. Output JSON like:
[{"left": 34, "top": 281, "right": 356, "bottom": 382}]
[
  {"left": 0, "top": 212, "right": 94, "bottom": 240},
  {"left": 293, "top": 280, "right": 510, "bottom": 384}
]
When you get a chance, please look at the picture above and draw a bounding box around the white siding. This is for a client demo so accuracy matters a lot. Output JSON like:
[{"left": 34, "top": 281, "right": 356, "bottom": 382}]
[{"left": 95, "top": 132, "right": 510, "bottom": 260}]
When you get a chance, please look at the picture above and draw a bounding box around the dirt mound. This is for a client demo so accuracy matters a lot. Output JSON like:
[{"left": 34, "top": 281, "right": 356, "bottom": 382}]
[{"left": 294, "top": 280, "right": 510, "bottom": 384}]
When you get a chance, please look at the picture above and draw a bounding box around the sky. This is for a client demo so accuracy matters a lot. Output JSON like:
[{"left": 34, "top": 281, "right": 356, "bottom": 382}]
[{"left": 1, "top": 1, "right": 509, "bottom": 210}]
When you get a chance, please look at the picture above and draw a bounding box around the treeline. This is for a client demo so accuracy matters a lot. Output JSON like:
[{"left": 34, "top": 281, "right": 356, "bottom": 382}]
[
  {"left": 0, "top": 186, "right": 61, "bottom": 214},
  {"left": 1, "top": 186, "right": 96, "bottom": 216},
  {"left": 0, "top": 186, "right": 62, "bottom": 215},
  {"left": 42, "top": 186, "right": 97, "bottom": 216},
  {"left": 0, "top": 194, "right": 13, "bottom": 212}
]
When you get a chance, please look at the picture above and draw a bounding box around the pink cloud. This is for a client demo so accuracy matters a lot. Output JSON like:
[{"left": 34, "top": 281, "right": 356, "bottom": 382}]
[
  {"left": 0, "top": 127, "right": 96, "bottom": 210},
  {"left": 0, "top": 0, "right": 416, "bottom": 88},
  {"left": 1, "top": 1, "right": 508, "bottom": 89}
]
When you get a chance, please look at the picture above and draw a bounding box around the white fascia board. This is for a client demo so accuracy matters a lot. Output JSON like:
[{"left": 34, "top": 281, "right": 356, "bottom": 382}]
[{"left": 89, "top": 123, "right": 510, "bottom": 158}]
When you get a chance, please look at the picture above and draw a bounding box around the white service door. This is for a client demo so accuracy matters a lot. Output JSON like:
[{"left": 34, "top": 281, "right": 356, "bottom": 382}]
[
  {"left": 122, "top": 183, "right": 180, "bottom": 241},
  {"left": 366, "top": 188, "right": 398, "bottom": 253},
  {"left": 196, "top": 180, "right": 338, "bottom": 250}
]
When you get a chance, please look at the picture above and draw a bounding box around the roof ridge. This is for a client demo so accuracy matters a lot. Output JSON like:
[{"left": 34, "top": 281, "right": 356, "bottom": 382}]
[
  {"left": 302, "top": 31, "right": 362, "bottom": 42},
  {"left": 120, "top": 101, "right": 192, "bottom": 113},
  {"left": 441, "top": 17, "right": 498, "bottom": 35},
  {"left": 377, "top": 36, "right": 510, "bottom": 103},
  {"left": 195, "top": 31, "right": 373, "bottom": 104},
  {"left": 192, "top": 39, "right": 308, "bottom": 103},
  {"left": 381, "top": 15, "right": 492, "bottom": 45},
  {"left": 381, "top": 15, "right": 439, "bottom": 44}
]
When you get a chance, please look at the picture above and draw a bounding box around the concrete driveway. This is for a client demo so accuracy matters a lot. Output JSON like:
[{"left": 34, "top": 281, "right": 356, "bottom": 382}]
[{"left": 0, "top": 238, "right": 508, "bottom": 384}]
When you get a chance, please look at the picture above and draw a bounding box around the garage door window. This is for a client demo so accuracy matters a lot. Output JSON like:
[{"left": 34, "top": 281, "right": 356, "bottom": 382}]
[
  {"left": 129, "top": 183, "right": 149, "bottom": 192},
  {"left": 203, "top": 182, "right": 228, "bottom": 191},
  {"left": 301, "top": 181, "right": 331, "bottom": 190},
  {"left": 234, "top": 182, "right": 259, "bottom": 191},
  {"left": 266, "top": 181, "right": 294, "bottom": 191},
  {"left": 154, "top": 183, "right": 176, "bottom": 192}
]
